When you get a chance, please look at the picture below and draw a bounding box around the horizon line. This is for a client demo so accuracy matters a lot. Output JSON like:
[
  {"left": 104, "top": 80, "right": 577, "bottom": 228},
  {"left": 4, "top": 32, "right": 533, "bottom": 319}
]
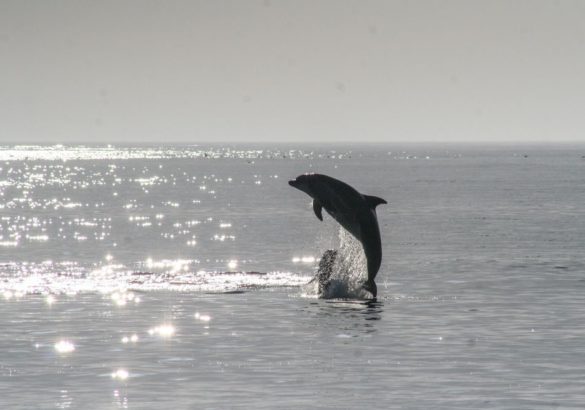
[{"left": 1, "top": 140, "right": 585, "bottom": 146}]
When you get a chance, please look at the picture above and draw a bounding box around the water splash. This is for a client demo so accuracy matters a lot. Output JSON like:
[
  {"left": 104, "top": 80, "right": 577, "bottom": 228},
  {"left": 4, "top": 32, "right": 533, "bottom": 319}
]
[{"left": 304, "top": 227, "right": 369, "bottom": 299}]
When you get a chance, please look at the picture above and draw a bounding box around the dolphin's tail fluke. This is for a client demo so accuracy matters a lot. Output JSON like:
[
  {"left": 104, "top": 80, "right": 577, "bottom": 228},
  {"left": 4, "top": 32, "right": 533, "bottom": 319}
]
[{"left": 362, "top": 278, "right": 377, "bottom": 298}]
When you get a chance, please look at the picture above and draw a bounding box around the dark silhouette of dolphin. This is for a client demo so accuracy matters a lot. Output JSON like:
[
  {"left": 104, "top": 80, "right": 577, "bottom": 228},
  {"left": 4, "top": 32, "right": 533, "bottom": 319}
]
[{"left": 289, "top": 173, "right": 386, "bottom": 298}]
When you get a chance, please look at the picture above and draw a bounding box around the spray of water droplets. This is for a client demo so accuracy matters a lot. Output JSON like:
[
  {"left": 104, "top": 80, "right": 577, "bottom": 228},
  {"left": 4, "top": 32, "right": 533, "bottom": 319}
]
[{"left": 304, "top": 227, "right": 370, "bottom": 299}]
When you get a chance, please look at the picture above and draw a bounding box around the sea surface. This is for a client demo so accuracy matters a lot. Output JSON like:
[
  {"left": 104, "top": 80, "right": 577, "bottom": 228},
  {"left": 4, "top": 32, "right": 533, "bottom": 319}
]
[{"left": 1, "top": 144, "right": 584, "bottom": 409}]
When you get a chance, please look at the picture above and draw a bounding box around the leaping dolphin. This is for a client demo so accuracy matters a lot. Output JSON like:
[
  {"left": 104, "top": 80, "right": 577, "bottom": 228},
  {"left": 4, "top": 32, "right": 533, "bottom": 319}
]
[{"left": 288, "top": 173, "right": 386, "bottom": 298}]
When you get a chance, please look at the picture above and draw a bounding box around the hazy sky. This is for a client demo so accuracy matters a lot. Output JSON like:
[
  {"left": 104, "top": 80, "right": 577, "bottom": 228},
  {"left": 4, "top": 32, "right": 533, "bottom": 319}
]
[{"left": 1, "top": 0, "right": 585, "bottom": 144}]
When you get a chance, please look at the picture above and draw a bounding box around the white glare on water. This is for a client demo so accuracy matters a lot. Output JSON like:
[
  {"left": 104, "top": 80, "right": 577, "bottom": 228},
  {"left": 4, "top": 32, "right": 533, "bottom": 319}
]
[
  {"left": 0, "top": 145, "right": 326, "bottom": 296},
  {"left": 292, "top": 256, "right": 315, "bottom": 264},
  {"left": 54, "top": 340, "right": 75, "bottom": 354},
  {"left": 110, "top": 292, "right": 140, "bottom": 307},
  {"left": 111, "top": 369, "right": 129, "bottom": 380},
  {"left": 148, "top": 325, "right": 175, "bottom": 338},
  {"left": 121, "top": 334, "right": 139, "bottom": 344},
  {"left": 195, "top": 312, "right": 211, "bottom": 322}
]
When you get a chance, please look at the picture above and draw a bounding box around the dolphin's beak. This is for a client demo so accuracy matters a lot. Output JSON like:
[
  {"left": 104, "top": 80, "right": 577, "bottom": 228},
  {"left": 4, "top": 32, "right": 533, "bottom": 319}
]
[{"left": 288, "top": 180, "right": 298, "bottom": 188}]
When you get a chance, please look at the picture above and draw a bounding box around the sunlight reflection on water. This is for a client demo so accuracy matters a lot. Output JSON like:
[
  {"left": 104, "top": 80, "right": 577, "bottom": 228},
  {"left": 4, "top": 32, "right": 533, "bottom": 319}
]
[
  {"left": 2, "top": 145, "right": 585, "bottom": 408},
  {"left": 54, "top": 340, "right": 75, "bottom": 354}
]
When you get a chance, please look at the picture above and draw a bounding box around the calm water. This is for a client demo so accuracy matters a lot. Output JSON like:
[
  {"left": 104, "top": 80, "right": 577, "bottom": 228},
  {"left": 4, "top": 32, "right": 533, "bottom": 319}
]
[{"left": 1, "top": 144, "right": 584, "bottom": 409}]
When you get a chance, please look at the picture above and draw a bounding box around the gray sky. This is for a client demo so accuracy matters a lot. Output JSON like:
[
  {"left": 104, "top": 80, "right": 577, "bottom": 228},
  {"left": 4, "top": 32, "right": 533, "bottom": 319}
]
[{"left": 1, "top": 0, "right": 585, "bottom": 144}]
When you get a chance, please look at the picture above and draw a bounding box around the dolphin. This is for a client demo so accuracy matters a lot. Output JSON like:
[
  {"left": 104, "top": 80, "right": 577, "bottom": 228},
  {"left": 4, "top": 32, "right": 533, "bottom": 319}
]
[{"left": 288, "top": 173, "right": 386, "bottom": 298}]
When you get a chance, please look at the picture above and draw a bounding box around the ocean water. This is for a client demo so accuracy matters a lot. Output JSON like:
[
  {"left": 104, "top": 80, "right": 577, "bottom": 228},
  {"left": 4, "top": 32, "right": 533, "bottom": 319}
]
[{"left": 1, "top": 144, "right": 584, "bottom": 409}]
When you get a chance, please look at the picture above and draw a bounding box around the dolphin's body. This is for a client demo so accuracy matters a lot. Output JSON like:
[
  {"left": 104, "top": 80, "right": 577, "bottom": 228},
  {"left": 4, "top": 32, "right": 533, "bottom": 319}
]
[{"left": 289, "top": 173, "right": 386, "bottom": 298}]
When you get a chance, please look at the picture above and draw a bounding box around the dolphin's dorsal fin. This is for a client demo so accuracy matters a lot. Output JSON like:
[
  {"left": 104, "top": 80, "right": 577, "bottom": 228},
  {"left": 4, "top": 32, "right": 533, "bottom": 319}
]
[
  {"left": 313, "top": 199, "right": 323, "bottom": 221},
  {"left": 364, "top": 195, "right": 387, "bottom": 209}
]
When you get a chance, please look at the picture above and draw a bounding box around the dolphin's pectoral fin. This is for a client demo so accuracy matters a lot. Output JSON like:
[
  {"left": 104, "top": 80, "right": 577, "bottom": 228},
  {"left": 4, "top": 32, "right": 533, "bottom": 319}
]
[
  {"left": 364, "top": 195, "right": 387, "bottom": 209},
  {"left": 313, "top": 199, "right": 323, "bottom": 221}
]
